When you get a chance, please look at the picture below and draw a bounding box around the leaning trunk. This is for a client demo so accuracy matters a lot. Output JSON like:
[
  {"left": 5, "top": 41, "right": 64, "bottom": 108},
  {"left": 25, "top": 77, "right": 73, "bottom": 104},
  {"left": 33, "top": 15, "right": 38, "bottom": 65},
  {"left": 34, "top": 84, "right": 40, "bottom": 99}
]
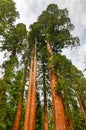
[
  {"left": 12, "top": 94, "right": 23, "bottom": 130},
  {"left": 47, "top": 42, "right": 67, "bottom": 130},
  {"left": 12, "top": 51, "right": 29, "bottom": 130}
]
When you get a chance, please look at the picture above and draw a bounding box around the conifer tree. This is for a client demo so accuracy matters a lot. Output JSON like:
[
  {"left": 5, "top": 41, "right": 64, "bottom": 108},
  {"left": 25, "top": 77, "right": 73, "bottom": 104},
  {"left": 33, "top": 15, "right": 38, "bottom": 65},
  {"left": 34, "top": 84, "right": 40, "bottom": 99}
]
[
  {"left": 31, "top": 4, "right": 79, "bottom": 130},
  {"left": 12, "top": 48, "right": 29, "bottom": 130},
  {"left": 24, "top": 39, "right": 37, "bottom": 130},
  {"left": 1, "top": 2, "right": 86, "bottom": 130}
]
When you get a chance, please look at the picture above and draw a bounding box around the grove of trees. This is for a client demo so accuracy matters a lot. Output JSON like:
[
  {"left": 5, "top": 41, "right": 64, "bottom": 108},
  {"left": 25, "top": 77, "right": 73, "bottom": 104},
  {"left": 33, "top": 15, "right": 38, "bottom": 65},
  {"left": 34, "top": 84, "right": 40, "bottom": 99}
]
[{"left": 0, "top": 0, "right": 86, "bottom": 130}]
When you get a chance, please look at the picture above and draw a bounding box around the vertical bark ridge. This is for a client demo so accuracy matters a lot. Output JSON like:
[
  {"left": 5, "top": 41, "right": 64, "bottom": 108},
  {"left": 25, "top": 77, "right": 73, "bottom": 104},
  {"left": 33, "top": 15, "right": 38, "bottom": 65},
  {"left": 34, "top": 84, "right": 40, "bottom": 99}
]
[
  {"left": 24, "top": 39, "right": 37, "bottom": 130},
  {"left": 28, "top": 38, "right": 37, "bottom": 130},
  {"left": 23, "top": 54, "right": 34, "bottom": 130},
  {"left": 47, "top": 42, "right": 67, "bottom": 130}
]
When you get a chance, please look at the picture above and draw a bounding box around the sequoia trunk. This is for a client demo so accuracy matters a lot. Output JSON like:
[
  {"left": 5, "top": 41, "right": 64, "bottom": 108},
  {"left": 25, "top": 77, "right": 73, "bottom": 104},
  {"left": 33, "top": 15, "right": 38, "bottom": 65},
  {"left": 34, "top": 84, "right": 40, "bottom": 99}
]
[
  {"left": 24, "top": 39, "right": 37, "bottom": 130},
  {"left": 28, "top": 39, "right": 37, "bottom": 130},
  {"left": 47, "top": 42, "right": 67, "bottom": 130}
]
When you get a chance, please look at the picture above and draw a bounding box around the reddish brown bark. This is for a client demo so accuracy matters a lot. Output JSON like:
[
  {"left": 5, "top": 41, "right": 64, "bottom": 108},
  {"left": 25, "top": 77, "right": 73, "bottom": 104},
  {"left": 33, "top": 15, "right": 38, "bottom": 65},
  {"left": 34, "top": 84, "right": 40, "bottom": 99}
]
[
  {"left": 24, "top": 40, "right": 37, "bottom": 130},
  {"left": 12, "top": 52, "right": 29, "bottom": 130},
  {"left": 44, "top": 90, "right": 49, "bottom": 130},
  {"left": 47, "top": 42, "right": 67, "bottom": 130},
  {"left": 23, "top": 55, "right": 34, "bottom": 130},
  {"left": 28, "top": 39, "right": 37, "bottom": 130},
  {"left": 12, "top": 94, "right": 23, "bottom": 130}
]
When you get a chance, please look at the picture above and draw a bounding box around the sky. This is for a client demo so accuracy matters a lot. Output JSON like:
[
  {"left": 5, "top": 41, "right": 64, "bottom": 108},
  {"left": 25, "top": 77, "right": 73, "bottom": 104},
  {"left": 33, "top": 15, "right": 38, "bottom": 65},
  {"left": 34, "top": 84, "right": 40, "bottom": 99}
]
[{"left": 1, "top": 0, "right": 86, "bottom": 75}]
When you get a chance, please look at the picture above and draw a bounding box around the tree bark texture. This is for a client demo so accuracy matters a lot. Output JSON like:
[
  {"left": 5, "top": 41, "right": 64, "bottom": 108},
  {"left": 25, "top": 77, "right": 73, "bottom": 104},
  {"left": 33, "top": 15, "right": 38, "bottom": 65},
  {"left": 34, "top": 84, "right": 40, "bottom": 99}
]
[
  {"left": 47, "top": 42, "right": 67, "bottom": 130},
  {"left": 12, "top": 94, "right": 23, "bottom": 130},
  {"left": 24, "top": 40, "right": 37, "bottom": 130}
]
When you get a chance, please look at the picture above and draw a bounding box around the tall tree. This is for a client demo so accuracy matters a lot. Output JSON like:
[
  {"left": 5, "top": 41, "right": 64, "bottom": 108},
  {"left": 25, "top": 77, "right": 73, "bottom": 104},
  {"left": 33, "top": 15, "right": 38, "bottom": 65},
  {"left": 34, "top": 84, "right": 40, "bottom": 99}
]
[
  {"left": 1, "top": 3, "right": 86, "bottom": 130},
  {"left": 34, "top": 4, "right": 79, "bottom": 130},
  {"left": 0, "top": 23, "right": 27, "bottom": 99},
  {"left": 52, "top": 54, "right": 86, "bottom": 129},
  {"left": 12, "top": 48, "right": 29, "bottom": 130},
  {"left": 24, "top": 39, "right": 37, "bottom": 130},
  {"left": 0, "top": 0, "right": 19, "bottom": 103},
  {"left": 47, "top": 43, "right": 67, "bottom": 130}
]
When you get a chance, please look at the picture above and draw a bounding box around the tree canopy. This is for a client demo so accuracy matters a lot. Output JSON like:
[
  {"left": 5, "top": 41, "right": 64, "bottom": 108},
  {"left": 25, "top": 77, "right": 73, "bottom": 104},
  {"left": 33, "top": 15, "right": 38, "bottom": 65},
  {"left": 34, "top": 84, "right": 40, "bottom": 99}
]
[{"left": 0, "top": 1, "right": 86, "bottom": 130}]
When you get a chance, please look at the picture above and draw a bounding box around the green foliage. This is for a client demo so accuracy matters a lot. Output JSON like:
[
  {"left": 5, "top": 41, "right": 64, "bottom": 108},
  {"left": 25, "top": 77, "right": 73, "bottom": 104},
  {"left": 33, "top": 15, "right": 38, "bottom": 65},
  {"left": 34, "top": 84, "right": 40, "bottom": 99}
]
[
  {"left": 51, "top": 54, "right": 86, "bottom": 129},
  {"left": 1, "top": 23, "right": 27, "bottom": 53},
  {"left": 37, "top": 4, "right": 79, "bottom": 53},
  {"left": 0, "top": 2, "right": 85, "bottom": 130},
  {"left": 0, "top": 0, "right": 19, "bottom": 35},
  {"left": 0, "top": 69, "right": 24, "bottom": 130}
]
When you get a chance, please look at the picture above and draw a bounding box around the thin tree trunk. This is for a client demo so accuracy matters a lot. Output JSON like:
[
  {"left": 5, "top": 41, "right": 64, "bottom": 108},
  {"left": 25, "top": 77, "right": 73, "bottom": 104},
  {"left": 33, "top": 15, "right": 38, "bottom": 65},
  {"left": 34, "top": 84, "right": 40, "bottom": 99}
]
[
  {"left": 12, "top": 94, "right": 23, "bottom": 130},
  {"left": 82, "top": 99, "right": 86, "bottom": 111},
  {"left": 68, "top": 119, "right": 74, "bottom": 130},
  {"left": 66, "top": 104, "right": 74, "bottom": 130},
  {"left": 44, "top": 90, "right": 49, "bottom": 130},
  {"left": 24, "top": 39, "right": 37, "bottom": 130},
  {"left": 76, "top": 91, "right": 86, "bottom": 124},
  {"left": 64, "top": 89, "right": 74, "bottom": 130},
  {"left": 42, "top": 60, "right": 49, "bottom": 130},
  {"left": 47, "top": 42, "right": 67, "bottom": 130},
  {"left": 12, "top": 51, "right": 29, "bottom": 130}
]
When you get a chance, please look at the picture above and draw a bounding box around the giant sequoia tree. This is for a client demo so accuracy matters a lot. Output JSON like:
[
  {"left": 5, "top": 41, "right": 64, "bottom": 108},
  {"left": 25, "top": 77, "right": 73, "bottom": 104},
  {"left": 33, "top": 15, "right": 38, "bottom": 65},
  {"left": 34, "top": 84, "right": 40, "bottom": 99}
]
[
  {"left": 0, "top": 1, "right": 86, "bottom": 130},
  {"left": 29, "top": 4, "right": 79, "bottom": 130}
]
